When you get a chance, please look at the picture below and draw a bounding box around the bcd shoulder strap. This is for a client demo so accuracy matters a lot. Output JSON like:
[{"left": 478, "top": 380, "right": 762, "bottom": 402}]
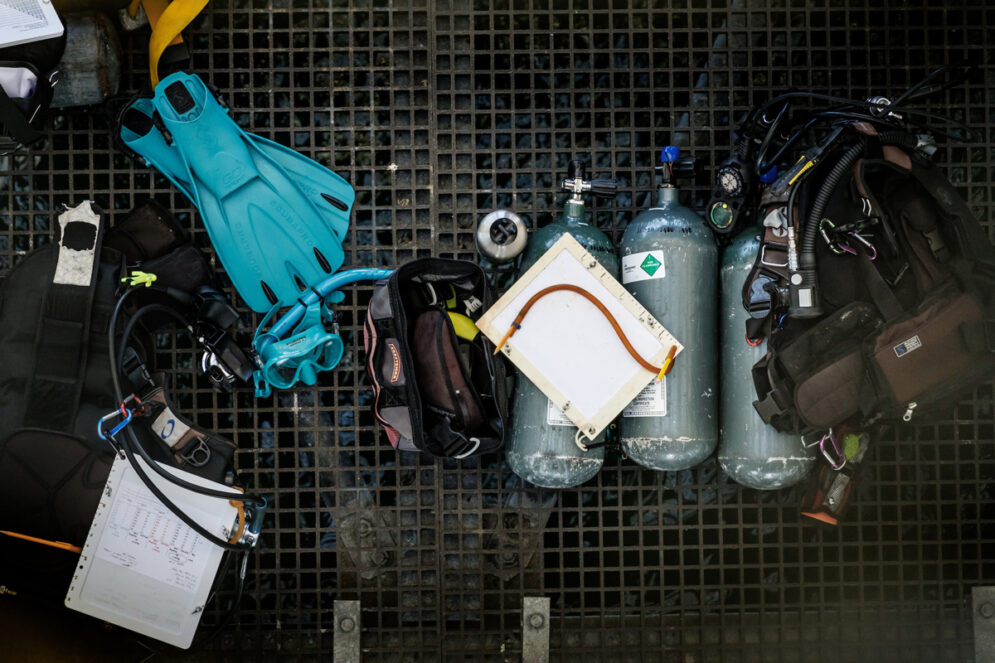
[{"left": 23, "top": 202, "right": 104, "bottom": 431}]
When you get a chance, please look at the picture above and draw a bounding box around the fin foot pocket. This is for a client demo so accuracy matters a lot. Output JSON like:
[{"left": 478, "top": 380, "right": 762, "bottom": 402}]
[{"left": 165, "top": 81, "right": 196, "bottom": 114}]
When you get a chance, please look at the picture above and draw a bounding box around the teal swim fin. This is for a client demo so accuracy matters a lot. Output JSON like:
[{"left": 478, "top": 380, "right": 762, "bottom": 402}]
[{"left": 119, "top": 72, "right": 354, "bottom": 313}]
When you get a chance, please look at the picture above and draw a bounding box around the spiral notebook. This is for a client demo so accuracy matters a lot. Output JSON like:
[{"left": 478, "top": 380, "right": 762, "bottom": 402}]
[{"left": 64, "top": 456, "right": 239, "bottom": 649}]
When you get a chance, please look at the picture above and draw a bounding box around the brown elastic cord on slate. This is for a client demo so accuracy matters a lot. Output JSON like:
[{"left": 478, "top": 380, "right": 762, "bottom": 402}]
[{"left": 493, "top": 283, "right": 677, "bottom": 380}]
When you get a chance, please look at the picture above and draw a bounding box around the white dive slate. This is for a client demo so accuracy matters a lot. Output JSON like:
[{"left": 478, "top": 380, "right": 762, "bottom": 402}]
[
  {"left": 65, "top": 456, "right": 239, "bottom": 649},
  {"left": 0, "top": 0, "right": 64, "bottom": 48},
  {"left": 476, "top": 233, "right": 683, "bottom": 441}
]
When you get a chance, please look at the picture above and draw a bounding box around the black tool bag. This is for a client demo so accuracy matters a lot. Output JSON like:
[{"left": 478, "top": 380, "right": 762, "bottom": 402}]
[
  {"left": 0, "top": 201, "right": 243, "bottom": 601},
  {"left": 0, "top": 31, "right": 66, "bottom": 153},
  {"left": 364, "top": 259, "right": 509, "bottom": 458},
  {"left": 752, "top": 143, "right": 995, "bottom": 435}
]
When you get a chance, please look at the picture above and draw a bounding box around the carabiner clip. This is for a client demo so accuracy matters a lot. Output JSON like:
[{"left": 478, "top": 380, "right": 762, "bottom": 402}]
[
  {"left": 97, "top": 407, "right": 133, "bottom": 448},
  {"left": 97, "top": 395, "right": 144, "bottom": 446},
  {"left": 818, "top": 430, "right": 847, "bottom": 471},
  {"left": 847, "top": 232, "right": 877, "bottom": 261}
]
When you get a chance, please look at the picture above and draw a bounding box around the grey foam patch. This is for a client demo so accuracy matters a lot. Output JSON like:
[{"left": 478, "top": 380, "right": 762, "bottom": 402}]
[{"left": 53, "top": 201, "right": 100, "bottom": 287}]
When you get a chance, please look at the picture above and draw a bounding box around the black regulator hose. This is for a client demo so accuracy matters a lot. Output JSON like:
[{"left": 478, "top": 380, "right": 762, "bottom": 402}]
[
  {"left": 792, "top": 130, "right": 923, "bottom": 318},
  {"left": 787, "top": 140, "right": 865, "bottom": 317},
  {"left": 801, "top": 141, "right": 865, "bottom": 262},
  {"left": 877, "top": 131, "right": 918, "bottom": 150},
  {"left": 802, "top": 130, "right": 921, "bottom": 261}
]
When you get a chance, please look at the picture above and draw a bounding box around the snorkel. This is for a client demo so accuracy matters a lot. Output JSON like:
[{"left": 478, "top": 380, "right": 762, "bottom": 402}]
[{"left": 253, "top": 268, "right": 393, "bottom": 397}]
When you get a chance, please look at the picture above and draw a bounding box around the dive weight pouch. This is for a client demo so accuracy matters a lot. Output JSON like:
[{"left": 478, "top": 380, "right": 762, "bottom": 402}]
[{"left": 364, "top": 259, "right": 509, "bottom": 459}]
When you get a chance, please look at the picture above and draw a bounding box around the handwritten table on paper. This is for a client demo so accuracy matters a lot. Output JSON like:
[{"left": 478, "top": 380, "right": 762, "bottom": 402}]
[{"left": 96, "top": 480, "right": 217, "bottom": 593}]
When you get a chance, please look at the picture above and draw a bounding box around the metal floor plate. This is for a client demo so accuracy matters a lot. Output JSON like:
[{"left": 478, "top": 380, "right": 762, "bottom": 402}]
[{"left": 2, "top": 1, "right": 994, "bottom": 661}]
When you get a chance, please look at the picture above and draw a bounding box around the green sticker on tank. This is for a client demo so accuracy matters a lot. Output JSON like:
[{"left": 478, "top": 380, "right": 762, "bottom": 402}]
[
  {"left": 621, "top": 250, "right": 666, "bottom": 284},
  {"left": 640, "top": 254, "right": 661, "bottom": 276}
]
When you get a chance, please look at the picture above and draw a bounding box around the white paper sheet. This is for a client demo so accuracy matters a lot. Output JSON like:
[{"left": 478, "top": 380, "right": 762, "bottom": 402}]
[{"left": 65, "top": 456, "right": 239, "bottom": 649}]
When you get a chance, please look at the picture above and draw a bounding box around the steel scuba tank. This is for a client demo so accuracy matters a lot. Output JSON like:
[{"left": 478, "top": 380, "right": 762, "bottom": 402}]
[
  {"left": 504, "top": 160, "right": 619, "bottom": 488},
  {"left": 717, "top": 226, "right": 817, "bottom": 489},
  {"left": 618, "top": 147, "right": 718, "bottom": 471}
]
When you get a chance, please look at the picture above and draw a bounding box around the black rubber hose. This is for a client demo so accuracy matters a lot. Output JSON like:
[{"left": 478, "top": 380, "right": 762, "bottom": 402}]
[
  {"left": 877, "top": 131, "right": 918, "bottom": 150},
  {"left": 800, "top": 141, "right": 865, "bottom": 264},
  {"left": 107, "top": 292, "right": 267, "bottom": 507}
]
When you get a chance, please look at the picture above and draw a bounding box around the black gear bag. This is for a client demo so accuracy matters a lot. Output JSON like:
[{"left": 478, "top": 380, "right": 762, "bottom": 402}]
[{"left": 364, "top": 259, "right": 509, "bottom": 459}]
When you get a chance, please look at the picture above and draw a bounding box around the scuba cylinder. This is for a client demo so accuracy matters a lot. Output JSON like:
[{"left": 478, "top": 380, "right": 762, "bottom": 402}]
[
  {"left": 618, "top": 147, "right": 718, "bottom": 471},
  {"left": 717, "top": 226, "right": 816, "bottom": 489},
  {"left": 504, "top": 160, "right": 618, "bottom": 488}
]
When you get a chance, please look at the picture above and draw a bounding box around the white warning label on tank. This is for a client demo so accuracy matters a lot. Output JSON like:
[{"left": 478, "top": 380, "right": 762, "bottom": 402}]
[
  {"left": 622, "top": 378, "right": 667, "bottom": 418},
  {"left": 621, "top": 250, "right": 666, "bottom": 284},
  {"left": 546, "top": 399, "right": 575, "bottom": 427}
]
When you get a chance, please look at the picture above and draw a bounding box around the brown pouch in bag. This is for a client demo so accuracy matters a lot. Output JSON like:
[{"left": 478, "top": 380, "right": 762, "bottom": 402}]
[
  {"left": 794, "top": 350, "right": 868, "bottom": 430},
  {"left": 869, "top": 292, "right": 986, "bottom": 406},
  {"left": 412, "top": 308, "right": 486, "bottom": 434}
]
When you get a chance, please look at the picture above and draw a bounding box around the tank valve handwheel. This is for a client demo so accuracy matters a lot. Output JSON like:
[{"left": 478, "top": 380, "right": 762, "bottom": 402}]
[{"left": 477, "top": 210, "right": 528, "bottom": 263}]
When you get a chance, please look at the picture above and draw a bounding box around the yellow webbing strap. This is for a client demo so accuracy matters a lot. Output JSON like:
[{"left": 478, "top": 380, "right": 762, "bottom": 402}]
[{"left": 129, "top": 0, "right": 208, "bottom": 88}]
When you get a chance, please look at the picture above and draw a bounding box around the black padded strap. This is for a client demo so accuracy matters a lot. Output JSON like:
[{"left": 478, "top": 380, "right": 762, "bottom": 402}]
[
  {"left": 751, "top": 354, "right": 790, "bottom": 424},
  {"left": 859, "top": 255, "right": 904, "bottom": 321},
  {"left": 745, "top": 316, "right": 769, "bottom": 343},
  {"left": 23, "top": 203, "right": 103, "bottom": 431}
]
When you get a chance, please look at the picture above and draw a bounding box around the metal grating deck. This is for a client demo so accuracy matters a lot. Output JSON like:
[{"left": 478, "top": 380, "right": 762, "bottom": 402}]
[{"left": 2, "top": 1, "right": 994, "bottom": 660}]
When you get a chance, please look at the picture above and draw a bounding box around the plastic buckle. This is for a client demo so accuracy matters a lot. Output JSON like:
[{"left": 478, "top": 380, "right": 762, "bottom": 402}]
[
  {"left": 179, "top": 437, "right": 212, "bottom": 468},
  {"left": 760, "top": 245, "right": 788, "bottom": 268}
]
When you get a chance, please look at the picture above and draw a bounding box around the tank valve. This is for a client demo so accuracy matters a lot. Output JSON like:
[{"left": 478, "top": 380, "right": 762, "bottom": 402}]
[
  {"left": 655, "top": 146, "right": 698, "bottom": 186},
  {"left": 562, "top": 160, "right": 618, "bottom": 200}
]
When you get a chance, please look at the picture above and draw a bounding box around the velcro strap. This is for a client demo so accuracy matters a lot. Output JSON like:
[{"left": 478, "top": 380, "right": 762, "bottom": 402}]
[
  {"left": 23, "top": 203, "right": 102, "bottom": 430},
  {"left": 753, "top": 391, "right": 788, "bottom": 423},
  {"left": 751, "top": 354, "right": 791, "bottom": 424}
]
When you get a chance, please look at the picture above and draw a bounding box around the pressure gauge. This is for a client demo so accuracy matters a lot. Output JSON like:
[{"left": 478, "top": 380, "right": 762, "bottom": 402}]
[
  {"left": 717, "top": 165, "right": 744, "bottom": 197},
  {"left": 709, "top": 201, "right": 736, "bottom": 231}
]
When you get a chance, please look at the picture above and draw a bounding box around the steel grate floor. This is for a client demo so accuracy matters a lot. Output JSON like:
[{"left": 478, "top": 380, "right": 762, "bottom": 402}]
[{"left": 2, "top": 1, "right": 994, "bottom": 661}]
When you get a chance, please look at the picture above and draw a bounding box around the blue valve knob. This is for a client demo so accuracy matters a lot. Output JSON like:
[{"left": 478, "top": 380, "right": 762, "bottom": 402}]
[
  {"left": 759, "top": 164, "right": 778, "bottom": 184},
  {"left": 660, "top": 146, "right": 680, "bottom": 164}
]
